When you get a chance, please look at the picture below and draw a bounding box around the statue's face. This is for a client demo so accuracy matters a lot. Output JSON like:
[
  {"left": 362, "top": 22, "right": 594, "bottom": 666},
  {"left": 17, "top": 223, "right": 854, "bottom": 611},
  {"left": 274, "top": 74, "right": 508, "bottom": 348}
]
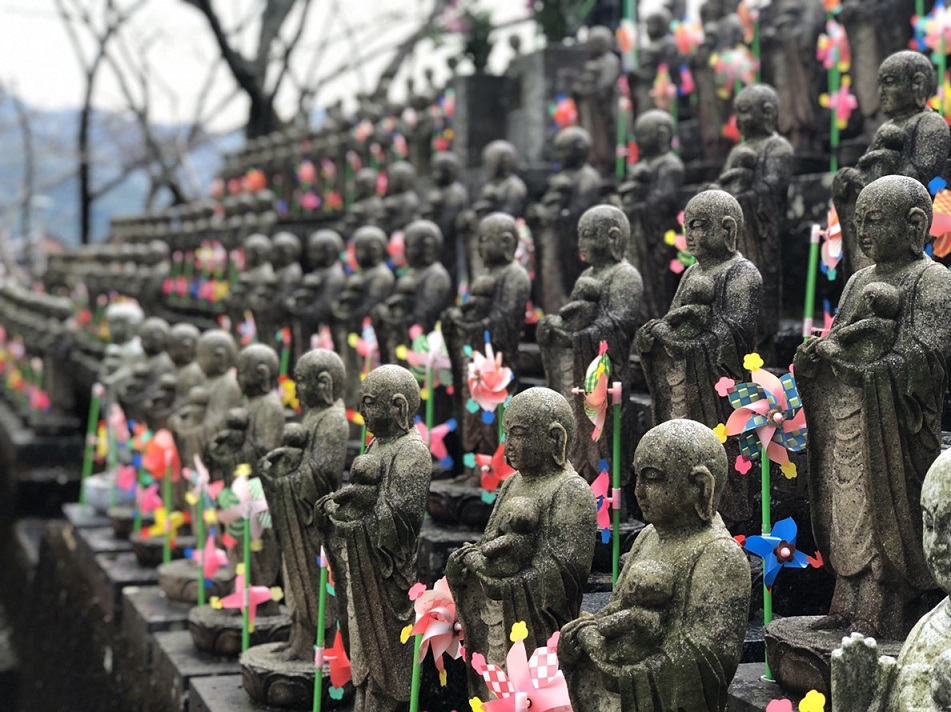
[
  {"left": 140, "top": 325, "right": 166, "bottom": 355},
  {"left": 236, "top": 357, "right": 261, "bottom": 395},
  {"left": 578, "top": 216, "right": 617, "bottom": 266},
  {"left": 854, "top": 193, "right": 906, "bottom": 263},
  {"left": 358, "top": 379, "right": 393, "bottom": 436},
  {"left": 683, "top": 206, "right": 725, "bottom": 260},
  {"left": 433, "top": 158, "right": 454, "bottom": 185},
  {"left": 555, "top": 136, "right": 584, "bottom": 168},
  {"left": 878, "top": 62, "right": 917, "bottom": 117},
  {"left": 501, "top": 412, "right": 552, "bottom": 476},
  {"left": 734, "top": 93, "right": 766, "bottom": 137},
  {"left": 477, "top": 224, "right": 510, "bottom": 264},
  {"left": 197, "top": 340, "right": 227, "bottom": 377},
  {"left": 109, "top": 316, "right": 134, "bottom": 344},
  {"left": 922, "top": 471, "right": 951, "bottom": 592},
  {"left": 404, "top": 232, "right": 433, "bottom": 267},
  {"left": 634, "top": 450, "right": 698, "bottom": 529},
  {"left": 169, "top": 333, "right": 196, "bottom": 364},
  {"left": 647, "top": 15, "right": 668, "bottom": 39},
  {"left": 354, "top": 237, "right": 383, "bottom": 268}
]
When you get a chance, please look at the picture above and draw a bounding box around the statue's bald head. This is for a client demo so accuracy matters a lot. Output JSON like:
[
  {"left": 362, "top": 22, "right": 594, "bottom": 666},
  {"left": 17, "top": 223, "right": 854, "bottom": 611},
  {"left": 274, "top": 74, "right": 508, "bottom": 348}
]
[
  {"left": 360, "top": 364, "right": 420, "bottom": 435},
  {"left": 295, "top": 348, "right": 345, "bottom": 404},
  {"left": 879, "top": 50, "right": 936, "bottom": 110},
  {"left": 856, "top": 175, "right": 932, "bottom": 258},
  {"left": 503, "top": 388, "right": 575, "bottom": 475},
  {"left": 684, "top": 189, "right": 743, "bottom": 258},
  {"left": 196, "top": 329, "right": 238, "bottom": 377},
  {"left": 504, "top": 387, "right": 575, "bottom": 443}
]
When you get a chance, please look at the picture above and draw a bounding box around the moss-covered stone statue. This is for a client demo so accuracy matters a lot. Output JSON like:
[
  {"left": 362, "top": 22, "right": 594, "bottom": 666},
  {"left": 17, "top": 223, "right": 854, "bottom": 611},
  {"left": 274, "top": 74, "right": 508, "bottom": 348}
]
[
  {"left": 446, "top": 387, "right": 597, "bottom": 700},
  {"left": 538, "top": 205, "right": 643, "bottom": 484},
  {"left": 833, "top": 51, "right": 950, "bottom": 278},
  {"left": 636, "top": 190, "right": 762, "bottom": 523},
  {"left": 314, "top": 365, "right": 432, "bottom": 711},
  {"left": 830, "top": 447, "right": 951, "bottom": 711},
  {"left": 794, "top": 175, "right": 951, "bottom": 639},
  {"left": 559, "top": 419, "right": 751, "bottom": 711},
  {"left": 259, "top": 349, "right": 349, "bottom": 662}
]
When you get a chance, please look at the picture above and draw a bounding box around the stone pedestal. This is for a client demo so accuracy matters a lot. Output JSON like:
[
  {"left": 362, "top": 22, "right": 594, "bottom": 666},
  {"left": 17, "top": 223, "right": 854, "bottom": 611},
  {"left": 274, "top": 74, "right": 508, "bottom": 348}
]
[
  {"left": 157, "top": 559, "right": 233, "bottom": 605},
  {"left": 131, "top": 533, "right": 196, "bottom": 569},
  {"left": 152, "top": 629, "right": 240, "bottom": 712},
  {"left": 188, "top": 605, "right": 291, "bottom": 657},
  {"left": 727, "top": 663, "right": 800, "bottom": 711},
  {"left": 63, "top": 502, "right": 110, "bottom": 529},
  {"left": 188, "top": 674, "right": 288, "bottom": 712},
  {"left": 764, "top": 615, "right": 903, "bottom": 696},
  {"left": 240, "top": 641, "right": 353, "bottom": 710},
  {"left": 89, "top": 550, "right": 159, "bottom": 621},
  {"left": 109, "top": 506, "right": 154, "bottom": 539},
  {"left": 83, "top": 472, "right": 135, "bottom": 515}
]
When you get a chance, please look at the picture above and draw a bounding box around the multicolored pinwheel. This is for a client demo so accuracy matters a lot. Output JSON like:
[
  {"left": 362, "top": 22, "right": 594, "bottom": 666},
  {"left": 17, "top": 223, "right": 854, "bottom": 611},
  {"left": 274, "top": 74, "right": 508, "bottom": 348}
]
[
  {"left": 466, "top": 338, "right": 513, "bottom": 419},
  {"left": 210, "top": 563, "right": 282, "bottom": 631},
  {"left": 913, "top": 0, "right": 951, "bottom": 53},
  {"left": 816, "top": 19, "right": 850, "bottom": 71},
  {"left": 590, "top": 462, "right": 618, "bottom": 544},
  {"left": 143, "top": 507, "right": 186, "bottom": 543},
  {"left": 404, "top": 577, "right": 462, "bottom": 686},
  {"left": 469, "top": 443, "right": 515, "bottom": 498},
  {"left": 665, "top": 211, "right": 694, "bottom": 275},
  {"left": 672, "top": 19, "right": 704, "bottom": 56},
  {"left": 469, "top": 623, "right": 571, "bottom": 712},
  {"left": 743, "top": 517, "right": 811, "bottom": 588},
  {"left": 572, "top": 341, "right": 617, "bottom": 442},
  {"left": 651, "top": 64, "right": 677, "bottom": 111},
  {"left": 399, "top": 325, "right": 453, "bottom": 390},
  {"left": 415, "top": 418, "right": 457, "bottom": 468},
  {"left": 711, "top": 46, "right": 758, "bottom": 100},
  {"left": 348, "top": 318, "right": 379, "bottom": 378},
  {"left": 551, "top": 96, "right": 578, "bottom": 129},
  {"left": 819, "top": 205, "right": 842, "bottom": 280},
  {"left": 216, "top": 469, "right": 271, "bottom": 546},
  {"left": 819, "top": 75, "right": 858, "bottom": 130},
  {"left": 716, "top": 354, "right": 807, "bottom": 479}
]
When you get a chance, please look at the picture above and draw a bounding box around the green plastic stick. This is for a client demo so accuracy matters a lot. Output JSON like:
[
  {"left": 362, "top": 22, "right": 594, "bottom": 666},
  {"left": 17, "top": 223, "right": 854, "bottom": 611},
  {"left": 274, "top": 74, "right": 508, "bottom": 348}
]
[
  {"left": 409, "top": 633, "right": 423, "bottom": 712},
  {"left": 132, "top": 467, "right": 143, "bottom": 534},
  {"left": 163, "top": 455, "right": 173, "bottom": 565},
  {"left": 242, "top": 503, "right": 251, "bottom": 652},
  {"left": 761, "top": 448, "right": 773, "bottom": 681},
  {"left": 616, "top": 101, "right": 628, "bottom": 180},
  {"left": 829, "top": 62, "right": 841, "bottom": 173},
  {"left": 79, "top": 384, "right": 103, "bottom": 507},
  {"left": 612, "top": 391, "right": 622, "bottom": 588},
  {"left": 312, "top": 550, "right": 329, "bottom": 712},
  {"left": 424, "top": 364, "right": 434, "bottom": 442},
  {"left": 803, "top": 225, "right": 821, "bottom": 342},
  {"left": 940, "top": 37, "right": 947, "bottom": 119},
  {"left": 196, "top": 491, "right": 206, "bottom": 607},
  {"left": 625, "top": 0, "right": 638, "bottom": 69}
]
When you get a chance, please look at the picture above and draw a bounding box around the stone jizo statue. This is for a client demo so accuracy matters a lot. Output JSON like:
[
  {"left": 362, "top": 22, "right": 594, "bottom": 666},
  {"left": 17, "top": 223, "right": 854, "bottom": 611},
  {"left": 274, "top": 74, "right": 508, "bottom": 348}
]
[
  {"left": 559, "top": 419, "right": 751, "bottom": 711},
  {"left": 572, "top": 26, "right": 620, "bottom": 174},
  {"left": 287, "top": 230, "right": 346, "bottom": 356}
]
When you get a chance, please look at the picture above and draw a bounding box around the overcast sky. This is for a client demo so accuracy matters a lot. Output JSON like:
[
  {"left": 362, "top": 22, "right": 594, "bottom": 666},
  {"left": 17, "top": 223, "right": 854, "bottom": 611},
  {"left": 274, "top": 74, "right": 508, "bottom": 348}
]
[{"left": 0, "top": 0, "right": 678, "bottom": 133}]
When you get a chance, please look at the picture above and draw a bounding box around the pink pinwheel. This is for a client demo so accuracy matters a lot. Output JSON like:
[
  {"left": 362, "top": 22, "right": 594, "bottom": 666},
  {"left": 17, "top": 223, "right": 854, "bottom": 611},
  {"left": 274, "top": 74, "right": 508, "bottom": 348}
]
[
  {"left": 672, "top": 19, "right": 704, "bottom": 56},
  {"left": 186, "top": 455, "right": 224, "bottom": 508},
  {"left": 415, "top": 418, "right": 457, "bottom": 467},
  {"left": 920, "top": 1, "right": 951, "bottom": 52},
  {"left": 297, "top": 160, "right": 317, "bottom": 185},
  {"left": 216, "top": 474, "right": 271, "bottom": 544},
  {"left": 353, "top": 119, "right": 374, "bottom": 144},
  {"left": 388, "top": 230, "right": 407, "bottom": 269},
  {"left": 408, "top": 577, "right": 462, "bottom": 685},
  {"left": 590, "top": 466, "right": 619, "bottom": 540},
  {"left": 401, "top": 325, "right": 453, "bottom": 389},
  {"left": 467, "top": 341, "right": 513, "bottom": 413},
  {"left": 28, "top": 386, "right": 51, "bottom": 412},
  {"left": 116, "top": 464, "right": 138, "bottom": 492},
  {"left": 137, "top": 483, "right": 163, "bottom": 514},
  {"left": 819, "top": 205, "right": 842, "bottom": 279},
  {"left": 349, "top": 319, "right": 379, "bottom": 375},
  {"left": 651, "top": 64, "right": 678, "bottom": 111},
  {"left": 476, "top": 444, "right": 515, "bottom": 494},
  {"left": 711, "top": 46, "right": 758, "bottom": 99},
  {"left": 320, "top": 158, "right": 337, "bottom": 181},
  {"left": 816, "top": 19, "right": 850, "bottom": 71},
  {"left": 820, "top": 76, "right": 858, "bottom": 129},
  {"left": 107, "top": 402, "right": 131, "bottom": 446},
  {"left": 188, "top": 534, "right": 229, "bottom": 580},
  {"left": 210, "top": 564, "right": 282, "bottom": 631},
  {"left": 469, "top": 624, "right": 571, "bottom": 712},
  {"left": 310, "top": 325, "right": 334, "bottom": 352},
  {"left": 719, "top": 355, "right": 807, "bottom": 478}
]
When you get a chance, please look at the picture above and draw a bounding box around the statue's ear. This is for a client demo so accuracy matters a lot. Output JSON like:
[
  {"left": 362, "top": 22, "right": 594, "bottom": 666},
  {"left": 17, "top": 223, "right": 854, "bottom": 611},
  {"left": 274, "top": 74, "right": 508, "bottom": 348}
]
[
  {"left": 391, "top": 393, "right": 411, "bottom": 431},
  {"left": 316, "top": 371, "right": 334, "bottom": 405},
  {"left": 690, "top": 465, "right": 717, "bottom": 522},
  {"left": 912, "top": 71, "right": 928, "bottom": 106},
  {"left": 548, "top": 422, "right": 568, "bottom": 466},
  {"left": 907, "top": 206, "right": 929, "bottom": 251},
  {"left": 720, "top": 214, "right": 738, "bottom": 252}
]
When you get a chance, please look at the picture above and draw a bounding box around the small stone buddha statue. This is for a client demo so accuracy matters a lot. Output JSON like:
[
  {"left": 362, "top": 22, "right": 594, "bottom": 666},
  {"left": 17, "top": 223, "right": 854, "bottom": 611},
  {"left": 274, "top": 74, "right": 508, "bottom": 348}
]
[{"left": 287, "top": 230, "right": 346, "bottom": 355}]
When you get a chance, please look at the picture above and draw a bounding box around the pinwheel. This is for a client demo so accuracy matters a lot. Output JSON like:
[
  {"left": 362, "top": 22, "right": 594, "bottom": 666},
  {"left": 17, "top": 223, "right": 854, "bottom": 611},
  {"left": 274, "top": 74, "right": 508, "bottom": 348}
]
[
  {"left": 711, "top": 46, "right": 758, "bottom": 99},
  {"left": 322, "top": 629, "right": 352, "bottom": 692},
  {"left": 743, "top": 517, "right": 810, "bottom": 588},
  {"left": 672, "top": 19, "right": 704, "bottom": 56},
  {"left": 388, "top": 230, "right": 407, "bottom": 270},
  {"left": 469, "top": 623, "right": 571, "bottom": 712},
  {"left": 415, "top": 418, "right": 457, "bottom": 468},
  {"left": 393, "top": 133, "right": 409, "bottom": 159},
  {"left": 216, "top": 472, "right": 271, "bottom": 546},
  {"left": 278, "top": 375, "right": 300, "bottom": 412},
  {"left": 403, "top": 577, "right": 462, "bottom": 688},
  {"left": 914, "top": 0, "right": 951, "bottom": 53},
  {"left": 679, "top": 65, "right": 695, "bottom": 95},
  {"left": 820, "top": 205, "right": 842, "bottom": 279},
  {"left": 185, "top": 455, "right": 225, "bottom": 604},
  {"left": 590, "top": 463, "right": 618, "bottom": 543},
  {"left": 469, "top": 443, "right": 515, "bottom": 498},
  {"left": 143, "top": 429, "right": 181, "bottom": 482},
  {"left": 187, "top": 534, "right": 229, "bottom": 581},
  {"left": 136, "top": 483, "right": 163, "bottom": 514},
  {"left": 573, "top": 342, "right": 617, "bottom": 442},
  {"left": 300, "top": 192, "right": 321, "bottom": 212},
  {"left": 244, "top": 169, "right": 267, "bottom": 193},
  {"left": 107, "top": 402, "right": 131, "bottom": 448},
  {"left": 116, "top": 463, "right": 139, "bottom": 493},
  {"left": 551, "top": 96, "right": 578, "bottom": 129},
  {"left": 651, "top": 64, "right": 678, "bottom": 112},
  {"left": 320, "top": 158, "right": 337, "bottom": 182},
  {"left": 616, "top": 18, "right": 636, "bottom": 70},
  {"left": 209, "top": 177, "right": 225, "bottom": 198},
  {"left": 353, "top": 119, "right": 374, "bottom": 145},
  {"left": 238, "top": 310, "right": 257, "bottom": 346},
  {"left": 819, "top": 76, "right": 858, "bottom": 130},
  {"left": 664, "top": 212, "right": 695, "bottom": 274},
  {"left": 398, "top": 325, "right": 453, "bottom": 391},
  {"left": 311, "top": 325, "right": 335, "bottom": 352},
  {"left": 210, "top": 563, "right": 282, "bottom": 632},
  {"left": 767, "top": 690, "right": 826, "bottom": 712},
  {"left": 297, "top": 160, "right": 317, "bottom": 186},
  {"left": 816, "top": 19, "right": 850, "bottom": 71},
  {"left": 143, "top": 507, "right": 186, "bottom": 544},
  {"left": 466, "top": 338, "right": 513, "bottom": 419},
  {"left": 28, "top": 386, "right": 50, "bottom": 413}
]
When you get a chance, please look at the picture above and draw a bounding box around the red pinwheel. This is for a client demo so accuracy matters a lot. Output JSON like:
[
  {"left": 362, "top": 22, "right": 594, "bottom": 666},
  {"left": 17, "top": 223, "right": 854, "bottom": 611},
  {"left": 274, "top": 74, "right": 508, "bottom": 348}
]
[
  {"left": 743, "top": 517, "right": 810, "bottom": 588},
  {"left": 469, "top": 623, "right": 571, "bottom": 712},
  {"left": 143, "top": 428, "right": 181, "bottom": 482},
  {"left": 551, "top": 96, "right": 578, "bottom": 129},
  {"left": 590, "top": 463, "right": 619, "bottom": 542},
  {"left": 407, "top": 577, "right": 462, "bottom": 686},
  {"left": 187, "top": 534, "right": 229, "bottom": 580},
  {"left": 321, "top": 629, "right": 352, "bottom": 690},
  {"left": 210, "top": 564, "right": 282, "bottom": 631},
  {"left": 475, "top": 444, "right": 515, "bottom": 495},
  {"left": 717, "top": 354, "right": 807, "bottom": 479}
]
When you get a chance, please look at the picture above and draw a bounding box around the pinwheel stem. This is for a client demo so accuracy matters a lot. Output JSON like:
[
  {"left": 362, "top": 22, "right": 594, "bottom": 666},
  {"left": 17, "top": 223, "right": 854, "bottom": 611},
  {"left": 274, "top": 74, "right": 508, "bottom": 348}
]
[
  {"left": 312, "top": 553, "right": 329, "bottom": 712},
  {"left": 752, "top": 15, "right": 761, "bottom": 83},
  {"left": 279, "top": 336, "right": 290, "bottom": 379},
  {"left": 424, "top": 365, "right": 434, "bottom": 442},
  {"left": 760, "top": 447, "right": 773, "bottom": 681},
  {"left": 108, "top": 419, "right": 119, "bottom": 510},
  {"left": 624, "top": 0, "right": 638, "bottom": 69},
  {"left": 828, "top": 59, "right": 841, "bottom": 173},
  {"left": 132, "top": 467, "right": 143, "bottom": 534},
  {"left": 79, "top": 385, "right": 102, "bottom": 507},
  {"left": 409, "top": 633, "right": 423, "bottom": 712},
  {"left": 242, "top": 508, "right": 251, "bottom": 652},
  {"left": 612, "top": 400, "right": 622, "bottom": 588},
  {"left": 497, "top": 400, "right": 505, "bottom": 444},
  {"left": 163, "top": 459, "right": 173, "bottom": 565},
  {"left": 196, "top": 494, "right": 206, "bottom": 607},
  {"left": 615, "top": 99, "right": 628, "bottom": 180},
  {"left": 940, "top": 37, "right": 947, "bottom": 119},
  {"left": 803, "top": 225, "right": 821, "bottom": 342},
  {"left": 918, "top": 0, "right": 925, "bottom": 18}
]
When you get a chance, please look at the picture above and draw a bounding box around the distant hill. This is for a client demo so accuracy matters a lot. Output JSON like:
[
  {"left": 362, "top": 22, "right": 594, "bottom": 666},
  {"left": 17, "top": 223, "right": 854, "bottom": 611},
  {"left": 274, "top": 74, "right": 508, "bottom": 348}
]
[{"left": 0, "top": 101, "right": 243, "bottom": 245}]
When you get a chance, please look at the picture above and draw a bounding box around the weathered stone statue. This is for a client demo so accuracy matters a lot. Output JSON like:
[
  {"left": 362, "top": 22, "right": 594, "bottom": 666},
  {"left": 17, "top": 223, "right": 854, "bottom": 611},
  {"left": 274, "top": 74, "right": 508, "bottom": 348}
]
[
  {"left": 330, "top": 226, "right": 395, "bottom": 406},
  {"left": 630, "top": 10, "right": 680, "bottom": 117},
  {"left": 287, "top": 230, "right": 346, "bottom": 356},
  {"left": 636, "top": 190, "right": 762, "bottom": 524},
  {"left": 832, "top": 51, "right": 950, "bottom": 278},
  {"left": 619, "top": 109, "right": 685, "bottom": 320},
  {"left": 461, "top": 140, "right": 528, "bottom": 281},
  {"left": 830, "top": 447, "right": 951, "bottom": 711},
  {"left": 691, "top": 0, "right": 744, "bottom": 161},
  {"left": 424, "top": 151, "right": 469, "bottom": 291},
  {"left": 271, "top": 231, "right": 303, "bottom": 338},
  {"left": 714, "top": 84, "right": 792, "bottom": 343},
  {"left": 259, "top": 349, "right": 349, "bottom": 662},
  {"left": 442, "top": 213, "right": 531, "bottom": 455},
  {"left": 559, "top": 419, "right": 751, "bottom": 711},
  {"left": 371, "top": 219, "right": 452, "bottom": 364},
  {"left": 446, "top": 387, "right": 597, "bottom": 699},
  {"left": 572, "top": 26, "right": 620, "bottom": 174},
  {"left": 527, "top": 127, "right": 602, "bottom": 314},
  {"left": 235, "top": 344, "right": 286, "bottom": 469},
  {"left": 169, "top": 323, "right": 205, "bottom": 412},
  {"left": 341, "top": 168, "right": 387, "bottom": 237},
  {"left": 315, "top": 365, "right": 432, "bottom": 712},
  {"left": 383, "top": 161, "right": 421, "bottom": 234},
  {"left": 233, "top": 232, "right": 277, "bottom": 344},
  {"left": 122, "top": 317, "right": 175, "bottom": 426},
  {"left": 169, "top": 329, "right": 242, "bottom": 474},
  {"left": 99, "top": 301, "right": 145, "bottom": 390},
  {"left": 538, "top": 206, "right": 643, "bottom": 483},
  {"left": 794, "top": 175, "right": 951, "bottom": 639}
]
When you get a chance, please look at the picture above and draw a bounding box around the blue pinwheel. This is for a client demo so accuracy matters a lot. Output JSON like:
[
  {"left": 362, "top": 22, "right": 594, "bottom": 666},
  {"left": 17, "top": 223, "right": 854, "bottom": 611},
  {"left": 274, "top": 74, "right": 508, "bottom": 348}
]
[{"left": 743, "top": 517, "right": 810, "bottom": 588}]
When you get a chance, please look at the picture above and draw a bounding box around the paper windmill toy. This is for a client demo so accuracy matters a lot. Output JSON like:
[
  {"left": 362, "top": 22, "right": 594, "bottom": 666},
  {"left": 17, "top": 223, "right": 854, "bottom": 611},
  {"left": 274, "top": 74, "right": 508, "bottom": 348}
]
[
  {"left": 651, "top": 64, "right": 678, "bottom": 112},
  {"left": 238, "top": 310, "right": 257, "bottom": 346},
  {"left": 913, "top": 0, "right": 951, "bottom": 53},
  {"left": 187, "top": 534, "right": 229, "bottom": 580},
  {"left": 415, "top": 418, "right": 457, "bottom": 469},
  {"left": 665, "top": 211, "right": 695, "bottom": 274},
  {"left": 469, "top": 623, "right": 571, "bottom": 712},
  {"left": 398, "top": 325, "right": 453, "bottom": 392},
  {"left": 743, "top": 517, "right": 811, "bottom": 588},
  {"left": 551, "top": 95, "right": 578, "bottom": 129},
  {"left": 210, "top": 563, "right": 283, "bottom": 631},
  {"left": 277, "top": 375, "right": 300, "bottom": 412},
  {"left": 143, "top": 507, "right": 186, "bottom": 543},
  {"left": 711, "top": 46, "right": 758, "bottom": 99},
  {"left": 185, "top": 455, "right": 224, "bottom": 509},
  {"left": 467, "top": 443, "right": 515, "bottom": 498},
  {"left": 819, "top": 205, "right": 842, "bottom": 280},
  {"left": 143, "top": 428, "right": 181, "bottom": 482},
  {"left": 348, "top": 318, "right": 379, "bottom": 378},
  {"left": 819, "top": 76, "right": 858, "bottom": 130},
  {"left": 466, "top": 336, "right": 513, "bottom": 421},
  {"left": 216, "top": 469, "right": 272, "bottom": 548},
  {"left": 590, "top": 461, "right": 619, "bottom": 543},
  {"left": 672, "top": 19, "right": 704, "bottom": 56},
  {"left": 319, "top": 629, "right": 352, "bottom": 693},
  {"left": 404, "top": 577, "right": 463, "bottom": 686},
  {"left": 571, "top": 341, "right": 620, "bottom": 442},
  {"left": 816, "top": 19, "right": 850, "bottom": 71},
  {"left": 715, "top": 354, "right": 807, "bottom": 479}
]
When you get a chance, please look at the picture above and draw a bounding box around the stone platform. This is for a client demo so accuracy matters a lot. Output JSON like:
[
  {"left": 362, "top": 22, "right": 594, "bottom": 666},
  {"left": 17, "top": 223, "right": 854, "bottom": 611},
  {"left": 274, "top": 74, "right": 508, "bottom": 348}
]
[
  {"left": 152, "top": 629, "right": 241, "bottom": 712},
  {"left": 727, "top": 663, "right": 801, "bottom": 711}
]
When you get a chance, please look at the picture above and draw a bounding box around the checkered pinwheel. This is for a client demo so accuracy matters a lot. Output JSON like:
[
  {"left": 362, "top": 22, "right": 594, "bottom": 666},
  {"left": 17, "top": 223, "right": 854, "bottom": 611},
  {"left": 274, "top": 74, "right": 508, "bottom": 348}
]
[
  {"left": 469, "top": 623, "right": 570, "bottom": 712},
  {"left": 573, "top": 341, "right": 613, "bottom": 442},
  {"left": 402, "top": 577, "right": 462, "bottom": 687},
  {"left": 716, "top": 354, "right": 807, "bottom": 478},
  {"left": 216, "top": 466, "right": 272, "bottom": 547}
]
